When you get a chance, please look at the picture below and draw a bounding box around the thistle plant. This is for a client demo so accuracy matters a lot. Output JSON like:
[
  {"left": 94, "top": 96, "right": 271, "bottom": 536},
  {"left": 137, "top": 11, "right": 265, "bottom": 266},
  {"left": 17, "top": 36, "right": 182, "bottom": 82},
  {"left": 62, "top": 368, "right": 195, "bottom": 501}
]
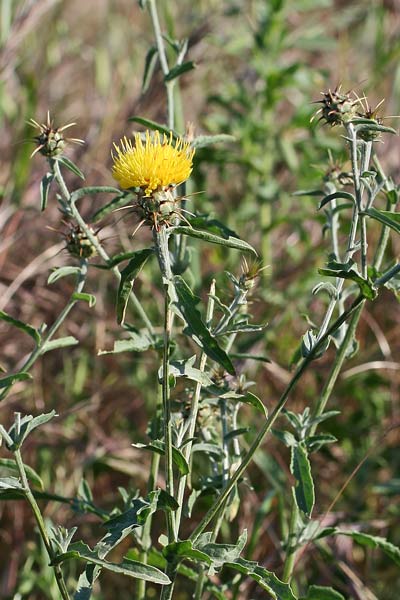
[{"left": 1, "top": 3, "right": 400, "bottom": 600}]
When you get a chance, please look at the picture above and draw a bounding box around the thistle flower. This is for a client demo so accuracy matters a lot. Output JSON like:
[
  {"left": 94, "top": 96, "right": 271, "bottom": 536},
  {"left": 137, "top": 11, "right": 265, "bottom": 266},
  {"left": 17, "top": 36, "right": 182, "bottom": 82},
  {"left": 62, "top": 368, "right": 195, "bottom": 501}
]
[
  {"left": 312, "top": 86, "right": 359, "bottom": 127},
  {"left": 29, "top": 112, "right": 84, "bottom": 158},
  {"left": 111, "top": 130, "right": 195, "bottom": 196}
]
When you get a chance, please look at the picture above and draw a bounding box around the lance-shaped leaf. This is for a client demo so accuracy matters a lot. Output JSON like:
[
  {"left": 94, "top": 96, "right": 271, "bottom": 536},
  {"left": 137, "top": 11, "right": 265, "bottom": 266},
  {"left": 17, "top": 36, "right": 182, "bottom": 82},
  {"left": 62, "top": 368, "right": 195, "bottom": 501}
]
[
  {"left": 170, "top": 226, "right": 257, "bottom": 255},
  {"left": 318, "top": 260, "right": 377, "bottom": 300},
  {"left": 48, "top": 266, "right": 81, "bottom": 284},
  {"left": 40, "top": 172, "right": 54, "bottom": 211},
  {"left": 128, "top": 116, "right": 174, "bottom": 138},
  {"left": 318, "top": 191, "right": 355, "bottom": 210},
  {"left": 116, "top": 248, "right": 154, "bottom": 324},
  {"left": 70, "top": 186, "right": 120, "bottom": 204},
  {"left": 290, "top": 444, "right": 315, "bottom": 517},
  {"left": 132, "top": 440, "right": 189, "bottom": 476},
  {"left": 56, "top": 156, "right": 85, "bottom": 179},
  {"left": 191, "top": 134, "right": 236, "bottom": 149},
  {"left": 6, "top": 411, "right": 57, "bottom": 450},
  {"left": 173, "top": 276, "right": 235, "bottom": 375},
  {"left": 160, "top": 356, "right": 214, "bottom": 387},
  {"left": 0, "top": 372, "right": 32, "bottom": 391},
  {"left": 165, "top": 61, "right": 196, "bottom": 82},
  {"left": 0, "top": 310, "right": 41, "bottom": 345},
  {"left": 362, "top": 207, "right": 400, "bottom": 236},
  {"left": 98, "top": 331, "right": 155, "bottom": 355},
  {"left": 335, "top": 530, "right": 400, "bottom": 566},
  {"left": 53, "top": 541, "right": 170, "bottom": 585},
  {"left": 40, "top": 336, "right": 79, "bottom": 354}
]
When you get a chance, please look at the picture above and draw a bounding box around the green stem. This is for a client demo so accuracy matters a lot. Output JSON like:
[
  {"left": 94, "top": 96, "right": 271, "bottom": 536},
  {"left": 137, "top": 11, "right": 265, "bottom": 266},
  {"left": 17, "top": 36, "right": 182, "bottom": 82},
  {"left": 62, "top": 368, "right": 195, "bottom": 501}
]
[
  {"left": 51, "top": 158, "right": 155, "bottom": 336},
  {"left": 14, "top": 449, "right": 71, "bottom": 600},
  {"left": 189, "top": 295, "right": 364, "bottom": 543},
  {"left": 174, "top": 280, "right": 215, "bottom": 532},
  {"left": 0, "top": 260, "right": 88, "bottom": 402}
]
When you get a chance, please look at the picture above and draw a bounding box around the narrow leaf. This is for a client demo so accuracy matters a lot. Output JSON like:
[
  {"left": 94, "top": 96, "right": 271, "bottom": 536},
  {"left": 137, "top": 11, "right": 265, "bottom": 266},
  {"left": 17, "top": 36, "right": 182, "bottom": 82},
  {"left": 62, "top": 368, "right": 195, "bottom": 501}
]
[
  {"left": 0, "top": 310, "right": 41, "bottom": 344},
  {"left": 142, "top": 46, "right": 158, "bottom": 93},
  {"left": 336, "top": 530, "right": 400, "bottom": 566},
  {"left": 70, "top": 186, "right": 120, "bottom": 203},
  {"left": 319, "top": 191, "right": 355, "bottom": 210},
  {"left": 290, "top": 444, "right": 315, "bottom": 517},
  {"left": 171, "top": 226, "right": 257, "bottom": 255},
  {"left": 174, "top": 276, "right": 235, "bottom": 375},
  {"left": 225, "top": 557, "right": 297, "bottom": 600},
  {"left": 191, "top": 134, "right": 236, "bottom": 149},
  {"left": 116, "top": 249, "right": 154, "bottom": 324},
  {"left": 363, "top": 207, "right": 400, "bottom": 235},
  {"left": 0, "top": 458, "right": 44, "bottom": 490},
  {"left": 40, "top": 172, "right": 54, "bottom": 211},
  {"left": 0, "top": 372, "right": 32, "bottom": 389},
  {"left": 40, "top": 336, "right": 79, "bottom": 354},
  {"left": 55, "top": 541, "right": 170, "bottom": 584},
  {"left": 164, "top": 61, "right": 195, "bottom": 82},
  {"left": 72, "top": 292, "right": 96, "bottom": 307},
  {"left": 133, "top": 440, "right": 189, "bottom": 476},
  {"left": 48, "top": 266, "right": 81, "bottom": 284},
  {"left": 56, "top": 156, "right": 85, "bottom": 180},
  {"left": 128, "top": 117, "right": 173, "bottom": 138}
]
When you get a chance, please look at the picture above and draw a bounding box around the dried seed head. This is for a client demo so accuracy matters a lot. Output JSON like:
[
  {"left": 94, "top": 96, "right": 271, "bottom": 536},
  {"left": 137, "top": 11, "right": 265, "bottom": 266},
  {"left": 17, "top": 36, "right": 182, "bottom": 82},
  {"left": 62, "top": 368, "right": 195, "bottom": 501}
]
[
  {"left": 65, "top": 224, "right": 98, "bottom": 259},
  {"left": 29, "top": 112, "right": 84, "bottom": 158},
  {"left": 356, "top": 95, "right": 386, "bottom": 141},
  {"left": 312, "top": 85, "right": 359, "bottom": 127}
]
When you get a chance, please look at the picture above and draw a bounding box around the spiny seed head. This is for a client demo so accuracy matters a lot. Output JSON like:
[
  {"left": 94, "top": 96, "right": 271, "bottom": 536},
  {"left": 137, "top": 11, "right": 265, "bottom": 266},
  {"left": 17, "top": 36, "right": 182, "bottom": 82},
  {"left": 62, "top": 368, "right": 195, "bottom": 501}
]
[
  {"left": 29, "top": 112, "right": 84, "bottom": 158},
  {"left": 65, "top": 224, "right": 98, "bottom": 259},
  {"left": 239, "top": 257, "right": 267, "bottom": 291},
  {"left": 312, "top": 86, "right": 359, "bottom": 127},
  {"left": 356, "top": 96, "right": 386, "bottom": 141}
]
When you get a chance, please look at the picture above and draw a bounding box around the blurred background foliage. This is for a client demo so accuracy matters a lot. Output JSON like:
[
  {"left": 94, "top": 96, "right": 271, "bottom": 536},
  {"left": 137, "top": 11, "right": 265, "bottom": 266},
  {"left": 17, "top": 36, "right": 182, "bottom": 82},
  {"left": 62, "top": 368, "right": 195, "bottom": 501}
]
[{"left": 0, "top": 0, "right": 399, "bottom": 598}]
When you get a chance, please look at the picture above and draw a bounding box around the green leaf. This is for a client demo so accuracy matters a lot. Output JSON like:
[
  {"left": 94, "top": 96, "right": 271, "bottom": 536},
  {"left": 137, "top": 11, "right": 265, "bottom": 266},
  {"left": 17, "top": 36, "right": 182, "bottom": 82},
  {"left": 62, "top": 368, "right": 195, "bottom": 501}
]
[
  {"left": 293, "top": 189, "right": 324, "bottom": 197},
  {"left": 195, "top": 530, "right": 247, "bottom": 569},
  {"left": 0, "top": 476, "right": 23, "bottom": 492},
  {"left": 0, "top": 372, "right": 32, "bottom": 390},
  {"left": 0, "top": 458, "right": 44, "bottom": 490},
  {"left": 70, "top": 186, "right": 120, "bottom": 203},
  {"left": 290, "top": 444, "right": 315, "bottom": 517},
  {"left": 128, "top": 117, "right": 173, "bottom": 138},
  {"left": 95, "top": 496, "right": 156, "bottom": 558},
  {"left": 142, "top": 46, "right": 158, "bottom": 93},
  {"left": 75, "top": 564, "right": 101, "bottom": 600},
  {"left": 163, "top": 540, "right": 211, "bottom": 564},
  {"left": 40, "top": 172, "right": 54, "bottom": 211},
  {"left": 72, "top": 292, "right": 96, "bottom": 307},
  {"left": 116, "top": 249, "right": 154, "bottom": 324},
  {"left": 272, "top": 429, "right": 297, "bottom": 448},
  {"left": 54, "top": 541, "right": 170, "bottom": 585},
  {"left": 363, "top": 207, "right": 400, "bottom": 236},
  {"left": 173, "top": 276, "right": 235, "bottom": 375},
  {"left": 40, "top": 336, "right": 79, "bottom": 354},
  {"left": 6, "top": 411, "right": 57, "bottom": 449},
  {"left": 164, "top": 61, "right": 195, "bottom": 82},
  {"left": 164, "top": 356, "right": 214, "bottom": 387},
  {"left": 56, "top": 156, "right": 85, "bottom": 179},
  {"left": 318, "top": 261, "right": 377, "bottom": 300},
  {"left": 187, "top": 216, "right": 239, "bottom": 239},
  {"left": 318, "top": 191, "right": 355, "bottom": 210},
  {"left": 301, "top": 585, "right": 345, "bottom": 600},
  {"left": 171, "top": 226, "right": 257, "bottom": 255},
  {"left": 336, "top": 530, "right": 400, "bottom": 566},
  {"left": 92, "top": 192, "right": 136, "bottom": 223},
  {"left": 191, "top": 443, "right": 225, "bottom": 458},
  {"left": 98, "top": 332, "right": 154, "bottom": 355},
  {"left": 306, "top": 434, "right": 337, "bottom": 453},
  {"left": 0, "top": 310, "right": 41, "bottom": 344},
  {"left": 132, "top": 440, "right": 189, "bottom": 476},
  {"left": 191, "top": 134, "right": 236, "bottom": 149},
  {"left": 107, "top": 251, "right": 147, "bottom": 268},
  {"left": 48, "top": 266, "right": 81, "bottom": 284},
  {"left": 230, "top": 352, "right": 271, "bottom": 363},
  {"left": 239, "top": 391, "right": 267, "bottom": 416},
  {"left": 224, "top": 557, "right": 297, "bottom": 599}
]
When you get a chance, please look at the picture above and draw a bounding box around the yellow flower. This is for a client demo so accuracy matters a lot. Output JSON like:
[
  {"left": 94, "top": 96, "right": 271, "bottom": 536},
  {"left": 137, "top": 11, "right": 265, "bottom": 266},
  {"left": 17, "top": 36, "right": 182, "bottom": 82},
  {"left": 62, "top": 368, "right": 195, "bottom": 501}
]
[{"left": 112, "top": 130, "right": 195, "bottom": 195}]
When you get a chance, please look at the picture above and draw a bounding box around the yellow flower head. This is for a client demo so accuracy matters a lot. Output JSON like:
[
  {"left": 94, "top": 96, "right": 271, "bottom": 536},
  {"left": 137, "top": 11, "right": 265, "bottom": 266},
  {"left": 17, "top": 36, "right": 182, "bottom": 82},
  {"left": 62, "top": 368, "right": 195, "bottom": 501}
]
[{"left": 112, "top": 130, "right": 195, "bottom": 195}]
